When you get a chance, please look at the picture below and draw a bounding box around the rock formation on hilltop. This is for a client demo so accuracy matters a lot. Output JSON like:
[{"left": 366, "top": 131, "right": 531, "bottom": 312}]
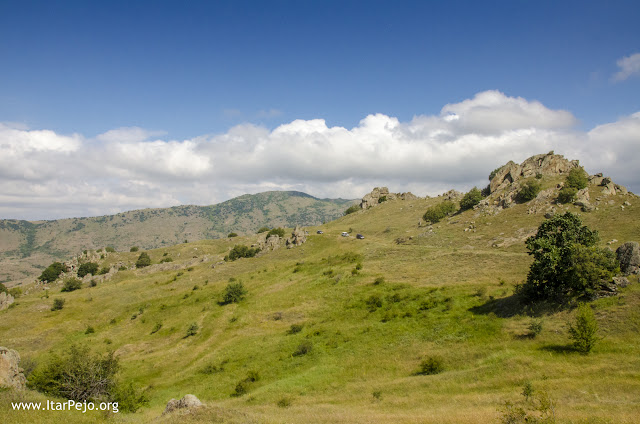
[{"left": 360, "top": 187, "right": 418, "bottom": 209}]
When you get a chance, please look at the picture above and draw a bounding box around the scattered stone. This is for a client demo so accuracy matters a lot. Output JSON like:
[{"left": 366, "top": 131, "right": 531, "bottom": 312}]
[
  {"left": 612, "top": 276, "right": 630, "bottom": 288},
  {"left": 616, "top": 242, "right": 640, "bottom": 275},
  {"left": 163, "top": 394, "right": 203, "bottom": 415},
  {"left": 607, "top": 239, "right": 618, "bottom": 245},
  {"left": 0, "top": 347, "right": 26, "bottom": 390},
  {"left": 624, "top": 201, "right": 631, "bottom": 206},
  {"left": 0, "top": 292, "right": 15, "bottom": 311}
]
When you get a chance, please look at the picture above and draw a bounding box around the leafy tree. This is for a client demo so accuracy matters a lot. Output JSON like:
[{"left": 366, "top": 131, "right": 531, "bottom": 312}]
[
  {"left": 135, "top": 252, "right": 151, "bottom": 268},
  {"left": 222, "top": 282, "right": 247, "bottom": 304},
  {"left": 61, "top": 277, "right": 82, "bottom": 292},
  {"left": 459, "top": 187, "right": 483, "bottom": 211},
  {"left": 77, "top": 262, "right": 99, "bottom": 278},
  {"left": 569, "top": 303, "right": 599, "bottom": 353},
  {"left": 557, "top": 187, "right": 577, "bottom": 204},
  {"left": 39, "top": 262, "right": 67, "bottom": 282},
  {"left": 423, "top": 201, "right": 456, "bottom": 223},
  {"left": 566, "top": 167, "right": 589, "bottom": 190},
  {"left": 267, "top": 228, "right": 285, "bottom": 238},
  {"left": 344, "top": 204, "right": 360, "bottom": 215},
  {"left": 520, "top": 212, "right": 614, "bottom": 301},
  {"left": 517, "top": 180, "right": 542, "bottom": 202}
]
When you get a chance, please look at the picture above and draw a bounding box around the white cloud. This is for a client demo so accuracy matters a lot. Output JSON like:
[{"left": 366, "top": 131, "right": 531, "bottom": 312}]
[
  {"left": 1, "top": 90, "right": 638, "bottom": 220},
  {"left": 613, "top": 53, "right": 640, "bottom": 81}
]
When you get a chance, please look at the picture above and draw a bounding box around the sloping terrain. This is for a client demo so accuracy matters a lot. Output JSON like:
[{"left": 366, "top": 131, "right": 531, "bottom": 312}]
[
  {"left": 1, "top": 154, "right": 640, "bottom": 423},
  {"left": 0, "top": 191, "right": 355, "bottom": 286}
]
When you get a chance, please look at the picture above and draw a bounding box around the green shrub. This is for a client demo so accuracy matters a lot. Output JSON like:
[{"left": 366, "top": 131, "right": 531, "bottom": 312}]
[
  {"left": 225, "top": 245, "right": 260, "bottom": 261},
  {"left": 519, "top": 212, "right": 614, "bottom": 301},
  {"left": 130, "top": 246, "right": 139, "bottom": 252},
  {"left": 77, "top": 262, "right": 99, "bottom": 278},
  {"left": 85, "top": 326, "right": 95, "bottom": 334},
  {"left": 287, "top": 324, "right": 303, "bottom": 335},
  {"left": 416, "top": 356, "right": 444, "bottom": 375},
  {"left": 98, "top": 266, "right": 110, "bottom": 275},
  {"left": 569, "top": 304, "right": 599, "bottom": 354},
  {"left": 378, "top": 195, "right": 387, "bottom": 203},
  {"left": 267, "top": 228, "right": 285, "bottom": 238},
  {"left": 292, "top": 341, "right": 313, "bottom": 356},
  {"left": 159, "top": 257, "right": 173, "bottom": 263},
  {"left": 232, "top": 380, "right": 249, "bottom": 397},
  {"left": 459, "top": 187, "right": 483, "bottom": 211},
  {"left": 39, "top": 262, "right": 67, "bottom": 282},
  {"left": 517, "top": 180, "right": 541, "bottom": 202},
  {"left": 528, "top": 320, "right": 543, "bottom": 338},
  {"left": 344, "top": 204, "right": 360, "bottom": 215},
  {"left": 186, "top": 323, "right": 199, "bottom": 337},
  {"left": 366, "top": 294, "right": 383, "bottom": 311},
  {"left": 566, "top": 167, "right": 588, "bottom": 190},
  {"left": 0, "top": 283, "right": 7, "bottom": 294},
  {"left": 423, "top": 201, "right": 456, "bottom": 223},
  {"left": 221, "top": 282, "right": 247, "bottom": 304},
  {"left": 227, "top": 232, "right": 238, "bottom": 238},
  {"left": 51, "top": 298, "right": 65, "bottom": 311},
  {"left": 105, "top": 246, "right": 115, "bottom": 253},
  {"left": 61, "top": 277, "right": 82, "bottom": 292},
  {"left": 373, "top": 277, "right": 385, "bottom": 285},
  {"left": 489, "top": 166, "right": 503, "bottom": 181},
  {"left": 112, "top": 382, "right": 149, "bottom": 413},
  {"left": 557, "top": 186, "right": 577, "bottom": 204},
  {"left": 257, "top": 226, "right": 270, "bottom": 233},
  {"left": 135, "top": 252, "right": 151, "bottom": 268},
  {"left": 277, "top": 397, "right": 292, "bottom": 408}
]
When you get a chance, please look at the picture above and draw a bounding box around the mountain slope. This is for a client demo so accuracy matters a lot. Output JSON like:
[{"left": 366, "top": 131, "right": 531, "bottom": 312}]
[
  {"left": 0, "top": 191, "right": 355, "bottom": 285},
  {"left": 1, "top": 154, "right": 639, "bottom": 423}
]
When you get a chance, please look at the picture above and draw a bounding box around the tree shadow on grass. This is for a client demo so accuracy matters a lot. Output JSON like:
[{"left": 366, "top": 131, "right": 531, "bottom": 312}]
[
  {"left": 539, "top": 344, "right": 576, "bottom": 354},
  {"left": 469, "top": 294, "right": 567, "bottom": 318}
]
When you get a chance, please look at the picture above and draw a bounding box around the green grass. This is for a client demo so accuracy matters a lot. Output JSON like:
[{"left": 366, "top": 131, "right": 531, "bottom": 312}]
[{"left": 1, "top": 187, "right": 639, "bottom": 423}]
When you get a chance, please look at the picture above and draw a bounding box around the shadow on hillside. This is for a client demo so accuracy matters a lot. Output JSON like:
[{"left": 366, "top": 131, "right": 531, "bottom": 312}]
[{"left": 469, "top": 294, "right": 565, "bottom": 318}]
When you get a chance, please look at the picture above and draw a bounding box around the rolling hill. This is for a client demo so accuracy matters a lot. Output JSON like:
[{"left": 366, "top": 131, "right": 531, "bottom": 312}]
[{"left": 0, "top": 191, "right": 356, "bottom": 286}]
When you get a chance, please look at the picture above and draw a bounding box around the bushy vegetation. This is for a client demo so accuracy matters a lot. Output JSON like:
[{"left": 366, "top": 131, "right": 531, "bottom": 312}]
[
  {"left": 267, "top": 228, "right": 285, "bottom": 238},
  {"left": 130, "top": 246, "right": 139, "bottom": 252},
  {"left": 227, "top": 232, "right": 238, "bottom": 238},
  {"left": 459, "top": 187, "right": 483, "bottom": 211},
  {"left": 519, "top": 212, "right": 618, "bottom": 301},
  {"left": 221, "top": 282, "right": 247, "bottom": 304},
  {"left": 51, "top": 298, "right": 65, "bottom": 311},
  {"left": 423, "top": 201, "right": 456, "bottom": 223},
  {"left": 225, "top": 245, "right": 260, "bottom": 261},
  {"left": 378, "top": 195, "right": 387, "bottom": 203},
  {"left": 557, "top": 186, "right": 577, "bottom": 204},
  {"left": 517, "top": 180, "right": 542, "bottom": 202},
  {"left": 416, "top": 356, "right": 444, "bottom": 375},
  {"left": 105, "top": 246, "right": 116, "bottom": 253},
  {"left": 489, "top": 166, "right": 504, "bottom": 181},
  {"left": 77, "top": 262, "right": 99, "bottom": 278},
  {"left": 569, "top": 304, "right": 599, "bottom": 354},
  {"left": 38, "top": 262, "right": 67, "bottom": 282},
  {"left": 344, "top": 204, "right": 360, "bottom": 215},
  {"left": 61, "top": 277, "right": 82, "bottom": 292},
  {"left": 135, "top": 252, "right": 151, "bottom": 268},
  {"left": 257, "top": 226, "right": 270, "bottom": 233},
  {"left": 0, "top": 282, "right": 7, "bottom": 294},
  {"left": 28, "top": 345, "right": 147, "bottom": 412},
  {"left": 566, "top": 167, "right": 589, "bottom": 190}
]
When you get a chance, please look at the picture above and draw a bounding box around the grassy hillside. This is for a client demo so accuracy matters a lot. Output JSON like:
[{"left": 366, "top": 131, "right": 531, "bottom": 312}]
[
  {"left": 0, "top": 191, "right": 355, "bottom": 286},
  {"left": 1, "top": 180, "right": 639, "bottom": 423}
]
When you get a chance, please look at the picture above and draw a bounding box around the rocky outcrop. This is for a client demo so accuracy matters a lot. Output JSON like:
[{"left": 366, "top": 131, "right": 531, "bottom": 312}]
[
  {"left": 0, "top": 347, "right": 26, "bottom": 390},
  {"left": 163, "top": 394, "right": 203, "bottom": 415},
  {"left": 0, "top": 292, "right": 15, "bottom": 311},
  {"left": 616, "top": 242, "right": 640, "bottom": 275},
  {"left": 440, "top": 190, "right": 463, "bottom": 201},
  {"left": 286, "top": 226, "right": 307, "bottom": 248},
  {"left": 490, "top": 151, "right": 579, "bottom": 194},
  {"left": 360, "top": 187, "right": 418, "bottom": 209}
]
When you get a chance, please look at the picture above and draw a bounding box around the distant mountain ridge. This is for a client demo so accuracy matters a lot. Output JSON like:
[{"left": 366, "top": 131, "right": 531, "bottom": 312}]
[{"left": 0, "top": 191, "right": 356, "bottom": 285}]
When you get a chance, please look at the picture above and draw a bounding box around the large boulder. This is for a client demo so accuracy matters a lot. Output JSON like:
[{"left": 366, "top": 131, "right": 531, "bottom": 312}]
[
  {"left": 286, "top": 226, "right": 307, "bottom": 248},
  {"left": 616, "top": 242, "right": 640, "bottom": 275},
  {"left": 0, "top": 292, "right": 15, "bottom": 311},
  {"left": 163, "top": 394, "right": 203, "bottom": 415},
  {"left": 360, "top": 187, "right": 391, "bottom": 209},
  {"left": 0, "top": 347, "right": 26, "bottom": 390}
]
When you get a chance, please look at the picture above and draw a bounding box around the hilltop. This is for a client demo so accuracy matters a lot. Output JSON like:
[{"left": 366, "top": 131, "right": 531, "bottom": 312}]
[
  {"left": 0, "top": 191, "right": 355, "bottom": 286},
  {"left": 1, "top": 152, "right": 639, "bottom": 423}
]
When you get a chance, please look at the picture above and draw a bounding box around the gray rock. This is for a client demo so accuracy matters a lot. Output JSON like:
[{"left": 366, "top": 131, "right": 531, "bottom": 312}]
[
  {"left": 286, "top": 226, "right": 307, "bottom": 248},
  {"left": 163, "top": 394, "right": 203, "bottom": 415},
  {"left": 612, "top": 276, "right": 630, "bottom": 288},
  {"left": 616, "top": 242, "right": 640, "bottom": 275},
  {"left": 0, "top": 347, "right": 26, "bottom": 390},
  {"left": 0, "top": 292, "right": 15, "bottom": 311}
]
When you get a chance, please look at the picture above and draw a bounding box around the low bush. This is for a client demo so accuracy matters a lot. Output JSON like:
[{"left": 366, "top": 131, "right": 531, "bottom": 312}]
[
  {"left": 267, "top": 228, "right": 285, "bottom": 238},
  {"left": 225, "top": 245, "right": 260, "bottom": 261},
  {"left": 517, "top": 180, "right": 542, "bottom": 202},
  {"left": 292, "top": 341, "right": 313, "bottom": 357},
  {"left": 344, "top": 204, "right": 360, "bottom": 215},
  {"left": 459, "top": 187, "right": 483, "bottom": 211},
  {"left": 378, "top": 195, "right": 387, "bottom": 203},
  {"left": 557, "top": 187, "right": 577, "bottom": 204},
  {"left": 566, "top": 167, "right": 588, "bottom": 190},
  {"left": 61, "top": 277, "right": 82, "bottom": 292},
  {"left": 423, "top": 201, "right": 456, "bottom": 224},
  {"left": 51, "top": 298, "right": 65, "bottom": 311},
  {"left": 569, "top": 304, "right": 599, "bottom": 354},
  {"left": 287, "top": 324, "right": 303, "bottom": 335},
  {"left": 135, "top": 252, "right": 151, "bottom": 268},
  {"left": 39, "top": 262, "right": 67, "bottom": 283},
  {"left": 105, "top": 246, "right": 116, "bottom": 253},
  {"left": 257, "top": 226, "right": 270, "bottom": 233},
  {"left": 528, "top": 320, "right": 543, "bottom": 338},
  {"left": 186, "top": 323, "right": 199, "bottom": 337},
  {"left": 221, "top": 282, "right": 247, "bottom": 304},
  {"left": 159, "top": 257, "right": 173, "bottom": 263},
  {"left": 98, "top": 266, "right": 110, "bottom": 275},
  {"left": 77, "top": 262, "right": 99, "bottom": 278},
  {"left": 130, "top": 246, "right": 139, "bottom": 252},
  {"left": 416, "top": 356, "right": 444, "bottom": 375},
  {"left": 0, "top": 283, "right": 7, "bottom": 294},
  {"left": 227, "top": 232, "right": 238, "bottom": 238}
]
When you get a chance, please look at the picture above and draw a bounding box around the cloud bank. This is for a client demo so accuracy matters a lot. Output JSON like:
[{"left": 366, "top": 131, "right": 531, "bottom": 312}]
[
  {"left": 613, "top": 53, "right": 640, "bottom": 81},
  {"left": 1, "top": 90, "right": 638, "bottom": 220}
]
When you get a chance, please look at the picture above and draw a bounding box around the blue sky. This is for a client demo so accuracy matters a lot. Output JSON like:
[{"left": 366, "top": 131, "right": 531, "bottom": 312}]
[{"left": 1, "top": 0, "right": 639, "bottom": 219}]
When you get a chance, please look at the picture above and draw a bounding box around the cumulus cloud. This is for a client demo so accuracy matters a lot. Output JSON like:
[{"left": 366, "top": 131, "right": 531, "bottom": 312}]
[
  {"left": 1, "top": 90, "right": 638, "bottom": 220},
  {"left": 613, "top": 53, "right": 640, "bottom": 81}
]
